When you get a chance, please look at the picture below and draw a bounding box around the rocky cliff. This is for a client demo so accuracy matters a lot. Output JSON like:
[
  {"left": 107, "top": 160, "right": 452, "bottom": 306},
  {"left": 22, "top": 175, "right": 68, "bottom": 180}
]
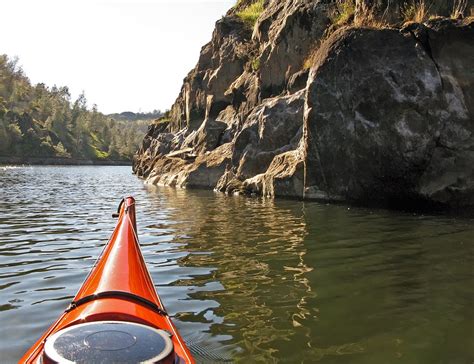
[{"left": 134, "top": 0, "right": 474, "bottom": 210}]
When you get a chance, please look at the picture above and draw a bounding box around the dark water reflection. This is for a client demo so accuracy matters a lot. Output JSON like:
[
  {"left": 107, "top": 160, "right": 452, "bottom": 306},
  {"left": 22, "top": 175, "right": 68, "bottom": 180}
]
[{"left": 0, "top": 166, "right": 472, "bottom": 363}]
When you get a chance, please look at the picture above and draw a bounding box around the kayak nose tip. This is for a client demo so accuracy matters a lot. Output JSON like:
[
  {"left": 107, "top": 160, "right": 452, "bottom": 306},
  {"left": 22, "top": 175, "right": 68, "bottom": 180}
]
[{"left": 115, "top": 196, "right": 135, "bottom": 216}]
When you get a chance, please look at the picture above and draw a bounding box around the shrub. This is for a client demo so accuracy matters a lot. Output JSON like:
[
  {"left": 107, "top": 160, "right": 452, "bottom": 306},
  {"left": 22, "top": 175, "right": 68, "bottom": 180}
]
[
  {"left": 156, "top": 118, "right": 171, "bottom": 124},
  {"left": 7, "top": 122, "right": 22, "bottom": 140},
  {"left": 237, "top": 0, "right": 264, "bottom": 27},
  {"left": 53, "top": 142, "right": 71, "bottom": 158},
  {"left": 92, "top": 146, "right": 109, "bottom": 160}
]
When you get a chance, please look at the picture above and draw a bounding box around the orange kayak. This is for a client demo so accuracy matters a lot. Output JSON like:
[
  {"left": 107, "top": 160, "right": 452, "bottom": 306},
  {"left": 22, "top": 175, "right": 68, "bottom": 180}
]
[{"left": 20, "top": 197, "right": 195, "bottom": 364}]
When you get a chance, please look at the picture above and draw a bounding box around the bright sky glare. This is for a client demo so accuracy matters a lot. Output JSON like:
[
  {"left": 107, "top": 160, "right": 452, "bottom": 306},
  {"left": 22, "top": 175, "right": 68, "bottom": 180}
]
[{"left": 0, "top": 0, "right": 234, "bottom": 114}]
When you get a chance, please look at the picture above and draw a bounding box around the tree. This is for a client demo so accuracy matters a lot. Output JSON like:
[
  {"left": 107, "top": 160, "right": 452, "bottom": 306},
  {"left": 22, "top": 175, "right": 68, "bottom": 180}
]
[
  {"left": 54, "top": 142, "right": 71, "bottom": 158},
  {"left": 0, "top": 119, "right": 11, "bottom": 154}
]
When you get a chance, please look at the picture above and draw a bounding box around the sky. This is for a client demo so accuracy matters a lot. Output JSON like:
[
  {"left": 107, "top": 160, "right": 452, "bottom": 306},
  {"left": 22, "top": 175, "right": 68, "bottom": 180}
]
[{"left": 0, "top": 0, "right": 234, "bottom": 114}]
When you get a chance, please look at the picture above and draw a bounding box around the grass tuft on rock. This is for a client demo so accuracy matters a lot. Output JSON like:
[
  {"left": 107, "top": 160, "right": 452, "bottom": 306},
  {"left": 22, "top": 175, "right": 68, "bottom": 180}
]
[
  {"left": 251, "top": 57, "right": 261, "bottom": 71},
  {"left": 330, "top": 0, "right": 388, "bottom": 29},
  {"left": 237, "top": 0, "right": 264, "bottom": 27},
  {"left": 451, "top": 0, "right": 468, "bottom": 19},
  {"left": 330, "top": 0, "right": 356, "bottom": 26},
  {"left": 402, "top": 0, "right": 430, "bottom": 23}
]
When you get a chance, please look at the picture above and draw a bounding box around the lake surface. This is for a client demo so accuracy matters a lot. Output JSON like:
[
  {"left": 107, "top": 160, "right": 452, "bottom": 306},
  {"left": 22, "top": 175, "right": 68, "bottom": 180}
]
[{"left": 0, "top": 166, "right": 472, "bottom": 363}]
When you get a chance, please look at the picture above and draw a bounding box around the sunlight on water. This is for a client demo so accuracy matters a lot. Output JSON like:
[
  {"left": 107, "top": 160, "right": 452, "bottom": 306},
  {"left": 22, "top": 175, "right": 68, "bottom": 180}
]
[{"left": 0, "top": 166, "right": 473, "bottom": 363}]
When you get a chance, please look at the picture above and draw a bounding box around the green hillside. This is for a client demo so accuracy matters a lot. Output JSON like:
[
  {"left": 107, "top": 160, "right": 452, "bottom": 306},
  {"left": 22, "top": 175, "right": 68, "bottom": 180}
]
[{"left": 0, "top": 55, "right": 152, "bottom": 162}]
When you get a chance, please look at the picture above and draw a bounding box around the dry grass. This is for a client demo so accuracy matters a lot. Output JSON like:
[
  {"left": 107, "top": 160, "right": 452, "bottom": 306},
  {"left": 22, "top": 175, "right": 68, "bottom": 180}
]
[
  {"left": 302, "top": 40, "right": 322, "bottom": 71},
  {"left": 451, "top": 0, "right": 468, "bottom": 19},
  {"left": 402, "top": 0, "right": 432, "bottom": 23},
  {"left": 353, "top": 2, "right": 389, "bottom": 28},
  {"left": 330, "top": 0, "right": 388, "bottom": 29},
  {"left": 461, "top": 13, "right": 474, "bottom": 25},
  {"left": 302, "top": 54, "right": 315, "bottom": 71},
  {"left": 304, "top": 0, "right": 394, "bottom": 71}
]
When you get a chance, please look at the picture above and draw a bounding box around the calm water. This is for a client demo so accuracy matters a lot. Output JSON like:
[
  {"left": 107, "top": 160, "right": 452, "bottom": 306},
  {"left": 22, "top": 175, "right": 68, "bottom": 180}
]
[{"left": 0, "top": 166, "right": 473, "bottom": 363}]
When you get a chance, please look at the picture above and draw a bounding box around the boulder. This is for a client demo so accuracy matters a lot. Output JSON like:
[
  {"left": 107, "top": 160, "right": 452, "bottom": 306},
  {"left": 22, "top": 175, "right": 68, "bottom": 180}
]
[{"left": 303, "top": 22, "right": 473, "bottom": 208}]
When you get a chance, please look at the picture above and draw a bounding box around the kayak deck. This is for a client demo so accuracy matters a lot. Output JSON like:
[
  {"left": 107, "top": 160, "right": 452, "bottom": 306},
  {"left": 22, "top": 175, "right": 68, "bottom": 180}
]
[{"left": 20, "top": 197, "right": 194, "bottom": 364}]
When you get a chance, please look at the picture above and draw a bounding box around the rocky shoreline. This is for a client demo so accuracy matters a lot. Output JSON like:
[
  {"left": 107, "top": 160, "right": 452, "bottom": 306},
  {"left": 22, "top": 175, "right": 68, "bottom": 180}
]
[{"left": 134, "top": 0, "right": 473, "bottom": 210}]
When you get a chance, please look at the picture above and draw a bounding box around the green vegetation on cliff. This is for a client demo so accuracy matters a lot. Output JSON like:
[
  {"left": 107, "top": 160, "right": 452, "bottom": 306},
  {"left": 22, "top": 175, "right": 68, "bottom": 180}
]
[
  {"left": 0, "top": 55, "right": 154, "bottom": 162},
  {"left": 236, "top": 0, "right": 264, "bottom": 27}
]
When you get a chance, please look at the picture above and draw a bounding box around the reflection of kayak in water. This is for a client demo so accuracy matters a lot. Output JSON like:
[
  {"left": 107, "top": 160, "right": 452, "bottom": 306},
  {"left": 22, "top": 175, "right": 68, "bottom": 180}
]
[{"left": 20, "top": 196, "right": 195, "bottom": 364}]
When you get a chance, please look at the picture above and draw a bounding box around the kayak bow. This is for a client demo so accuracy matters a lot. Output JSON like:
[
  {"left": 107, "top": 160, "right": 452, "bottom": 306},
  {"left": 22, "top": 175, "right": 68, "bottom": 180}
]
[{"left": 20, "top": 197, "right": 194, "bottom": 364}]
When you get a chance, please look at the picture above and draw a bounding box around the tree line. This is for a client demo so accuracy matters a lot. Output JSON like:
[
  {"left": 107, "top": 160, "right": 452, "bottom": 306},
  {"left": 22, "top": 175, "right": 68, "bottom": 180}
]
[{"left": 0, "top": 54, "right": 157, "bottom": 161}]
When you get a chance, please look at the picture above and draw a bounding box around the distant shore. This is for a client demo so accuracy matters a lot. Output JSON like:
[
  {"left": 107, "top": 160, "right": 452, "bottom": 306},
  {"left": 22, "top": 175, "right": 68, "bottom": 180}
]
[{"left": 0, "top": 156, "right": 132, "bottom": 166}]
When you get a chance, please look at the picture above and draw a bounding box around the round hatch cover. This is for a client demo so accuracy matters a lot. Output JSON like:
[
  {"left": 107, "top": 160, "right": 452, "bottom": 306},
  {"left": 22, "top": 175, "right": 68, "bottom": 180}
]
[{"left": 44, "top": 321, "right": 174, "bottom": 364}]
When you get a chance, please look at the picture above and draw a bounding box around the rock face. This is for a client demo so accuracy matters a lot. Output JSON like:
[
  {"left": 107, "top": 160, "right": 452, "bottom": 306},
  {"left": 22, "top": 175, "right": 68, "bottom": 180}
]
[
  {"left": 305, "top": 20, "right": 474, "bottom": 208},
  {"left": 134, "top": 0, "right": 474, "bottom": 210}
]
